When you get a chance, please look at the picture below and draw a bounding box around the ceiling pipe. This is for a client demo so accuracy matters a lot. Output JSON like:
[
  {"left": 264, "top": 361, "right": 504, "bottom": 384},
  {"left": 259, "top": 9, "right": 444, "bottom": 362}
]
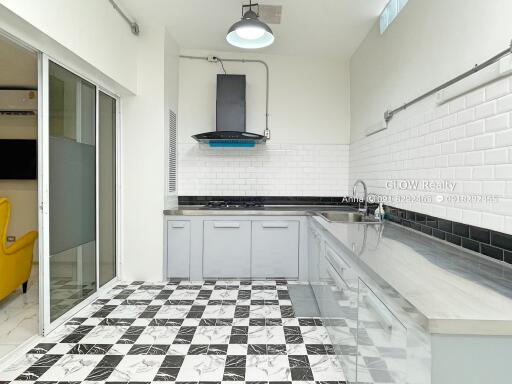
[{"left": 108, "top": 0, "right": 140, "bottom": 36}]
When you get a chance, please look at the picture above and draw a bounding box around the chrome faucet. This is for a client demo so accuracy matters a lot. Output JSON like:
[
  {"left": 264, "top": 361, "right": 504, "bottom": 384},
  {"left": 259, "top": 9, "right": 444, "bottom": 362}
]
[{"left": 353, "top": 179, "right": 368, "bottom": 215}]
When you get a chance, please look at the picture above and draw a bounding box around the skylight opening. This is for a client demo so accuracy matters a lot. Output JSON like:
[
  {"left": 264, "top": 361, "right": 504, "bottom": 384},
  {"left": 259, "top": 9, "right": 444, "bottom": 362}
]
[{"left": 380, "top": 0, "right": 408, "bottom": 34}]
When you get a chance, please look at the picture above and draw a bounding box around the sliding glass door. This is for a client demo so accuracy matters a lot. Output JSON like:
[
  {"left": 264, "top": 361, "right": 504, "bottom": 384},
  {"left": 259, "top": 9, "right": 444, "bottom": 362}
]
[
  {"left": 98, "top": 92, "right": 116, "bottom": 287},
  {"left": 40, "top": 57, "right": 118, "bottom": 332},
  {"left": 48, "top": 62, "right": 97, "bottom": 322}
]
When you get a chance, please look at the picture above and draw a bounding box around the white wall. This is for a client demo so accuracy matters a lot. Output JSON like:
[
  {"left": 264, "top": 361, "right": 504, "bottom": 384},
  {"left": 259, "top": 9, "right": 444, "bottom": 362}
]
[
  {"left": 350, "top": 0, "right": 512, "bottom": 142},
  {"left": 179, "top": 49, "right": 350, "bottom": 144},
  {"left": 177, "top": 49, "right": 351, "bottom": 196},
  {"left": 349, "top": 0, "right": 512, "bottom": 234},
  {"left": 121, "top": 26, "right": 180, "bottom": 281},
  {"left": 164, "top": 28, "right": 180, "bottom": 208},
  {"left": 0, "top": 0, "right": 138, "bottom": 93}
]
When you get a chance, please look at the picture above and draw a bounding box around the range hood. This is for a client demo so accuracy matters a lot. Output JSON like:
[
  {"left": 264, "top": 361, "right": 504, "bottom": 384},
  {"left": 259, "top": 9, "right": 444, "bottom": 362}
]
[{"left": 192, "top": 74, "right": 266, "bottom": 147}]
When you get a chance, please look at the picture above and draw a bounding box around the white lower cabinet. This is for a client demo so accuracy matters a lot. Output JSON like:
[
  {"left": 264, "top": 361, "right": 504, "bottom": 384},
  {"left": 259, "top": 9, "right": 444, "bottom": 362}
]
[
  {"left": 251, "top": 220, "right": 299, "bottom": 278},
  {"left": 203, "top": 220, "right": 251, "bottom": 278},
  {"left": 323, "top": 245, "right": 358, "bottom": 384},
  {"left": 166, "top": 215, "right": 304, "bottom": 280},
  {"left": 309, "top": 220, "right": 407, "bottom": 384},
  {"left": 167, "top": 221, "right": 191, "bottom": 278},
  {"left": 356, "top": 278, "right": 407, "bottom": 384}
]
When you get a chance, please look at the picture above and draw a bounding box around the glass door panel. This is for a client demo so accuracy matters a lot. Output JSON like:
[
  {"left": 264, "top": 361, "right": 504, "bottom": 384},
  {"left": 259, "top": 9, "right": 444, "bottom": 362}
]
[
  {"left": 98, "top": 91, "right": 116, "bottom": 287},
  {"left": 48, "top": 62, "right": 97, "bottom": 322}
]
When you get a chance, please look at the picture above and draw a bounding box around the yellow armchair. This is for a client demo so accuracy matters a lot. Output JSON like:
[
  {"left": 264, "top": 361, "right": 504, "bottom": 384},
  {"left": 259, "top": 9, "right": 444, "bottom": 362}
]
[{"left": 0, "top": 198, "right": 38, "bottom": 301}]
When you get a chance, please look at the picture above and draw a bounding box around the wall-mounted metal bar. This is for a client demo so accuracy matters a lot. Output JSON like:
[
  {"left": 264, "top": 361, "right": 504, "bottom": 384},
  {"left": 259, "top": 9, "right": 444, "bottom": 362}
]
[
  {"left": 108, "top": 0, "right": 139, "bottom": 36},
  {"left": 385, "top": 40, "right": 512, "bottom": 123},
  {"left": 179, "top": 55, "right": 271, "bottom": 139}
]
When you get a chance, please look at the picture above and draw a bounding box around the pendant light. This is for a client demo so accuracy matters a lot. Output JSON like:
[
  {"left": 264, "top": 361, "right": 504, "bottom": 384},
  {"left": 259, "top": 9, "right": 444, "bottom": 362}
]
[{"left": 226, "top": 1, "right": 275, "bottom": 49}]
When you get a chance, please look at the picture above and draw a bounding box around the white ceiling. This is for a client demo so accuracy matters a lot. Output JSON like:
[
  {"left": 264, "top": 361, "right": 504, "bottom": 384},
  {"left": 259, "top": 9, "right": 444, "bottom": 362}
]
[
  {"left": 0, "top": 36, "right": 37, "bottom": 88},
  {"left": 120, "top": 0, "right": 388, "bottom": 60}
]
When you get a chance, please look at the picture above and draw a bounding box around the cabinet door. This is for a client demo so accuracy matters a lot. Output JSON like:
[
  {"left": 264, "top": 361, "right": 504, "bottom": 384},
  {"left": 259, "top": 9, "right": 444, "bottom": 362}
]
[
  {"left": 167, "top": 221, "right": 191, "bottom": 278},
  {"left": 357, "top": 279, "right": 407, "bottom": 384},
  {"left": 251, "top": 220, "right": 299, "bottom": 278},
  {"left": 203, "top": 220, "right": 251, "bottom": 278}
]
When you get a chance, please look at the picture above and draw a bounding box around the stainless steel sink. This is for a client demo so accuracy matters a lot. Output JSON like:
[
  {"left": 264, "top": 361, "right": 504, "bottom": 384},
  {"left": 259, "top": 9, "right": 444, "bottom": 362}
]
[{"left": 318, "top": 211, "right": 380, "bottom": 223}]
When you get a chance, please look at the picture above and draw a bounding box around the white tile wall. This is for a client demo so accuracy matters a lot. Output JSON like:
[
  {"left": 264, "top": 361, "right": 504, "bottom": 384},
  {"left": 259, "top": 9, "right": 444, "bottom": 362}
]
[
  {"left": 350, "top": 77, "right": 512, "bottom": 234},
  {"left": 178, "top": 143, "right": 349, "bottom": 196}
]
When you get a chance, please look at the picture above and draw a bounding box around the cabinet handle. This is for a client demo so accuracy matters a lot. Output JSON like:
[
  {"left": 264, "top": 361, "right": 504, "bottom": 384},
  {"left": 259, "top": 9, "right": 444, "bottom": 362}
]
[
  {"left": 213, "top": 222, "right": 240, "bottom": 228},
  {"left": 327, "top": 263, "right": 348, "bottom": 290},
  {"left": 326, "top": 253, "right": 344, "bottom": 275},
  {"left": 362, "top": 292, "right": 393, "bottom": 333},
  {"left": 171, "top": 223, "right": 186, "bottom": 228},
  {"left": 261, "top": 222, "right": 289, "bottom": 228}
]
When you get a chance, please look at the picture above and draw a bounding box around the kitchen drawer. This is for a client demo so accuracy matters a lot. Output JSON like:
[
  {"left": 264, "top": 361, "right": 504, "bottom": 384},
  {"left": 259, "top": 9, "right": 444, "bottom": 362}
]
[
  {"left": 251, "top": 220, "right": 299, "bottom": 278},
  {"left": 203, "top": 220, "right": 251, "bottom": 278},
  {"left": 167, "top": 220, "right": 191, "bottom": 278},
  {"left": 357, "top": 278, "right": 407, "bottom": 384}
]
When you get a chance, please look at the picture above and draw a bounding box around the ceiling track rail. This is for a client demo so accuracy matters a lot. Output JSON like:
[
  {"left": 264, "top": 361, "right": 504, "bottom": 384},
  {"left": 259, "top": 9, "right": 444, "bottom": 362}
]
[
  {"left": 180, "top": 55, "right": 271, "bottom": 139},
  {"left": 385, "top": 39, "right": 512, "bottom": 123},
  {"left": 108, "top": 0, "right": 139, "bottom": 36}
]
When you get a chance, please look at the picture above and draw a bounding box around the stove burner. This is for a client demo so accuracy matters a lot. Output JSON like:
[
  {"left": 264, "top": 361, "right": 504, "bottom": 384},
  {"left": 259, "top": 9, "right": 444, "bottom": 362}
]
[{"left": 204, "top": 200, "right": 264, "bottom": 209}]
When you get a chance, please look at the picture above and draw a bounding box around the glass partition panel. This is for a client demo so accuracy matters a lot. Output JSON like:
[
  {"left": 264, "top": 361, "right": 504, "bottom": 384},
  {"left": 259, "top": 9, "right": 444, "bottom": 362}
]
[{"left": 48, "top": 62, "right": 96, "bottom": 321}]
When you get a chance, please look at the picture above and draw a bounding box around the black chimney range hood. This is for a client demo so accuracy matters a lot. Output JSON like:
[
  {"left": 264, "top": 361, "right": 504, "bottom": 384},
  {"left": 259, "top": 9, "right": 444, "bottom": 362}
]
[{"left": 192, "top": 74, "right": 266, "bottom": 147}]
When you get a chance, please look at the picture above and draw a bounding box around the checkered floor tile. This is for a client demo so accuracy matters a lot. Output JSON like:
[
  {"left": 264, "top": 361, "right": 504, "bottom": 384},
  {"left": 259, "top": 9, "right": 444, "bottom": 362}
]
[{"left": 0, "top": 280, "right": 346, "bottom": 384}]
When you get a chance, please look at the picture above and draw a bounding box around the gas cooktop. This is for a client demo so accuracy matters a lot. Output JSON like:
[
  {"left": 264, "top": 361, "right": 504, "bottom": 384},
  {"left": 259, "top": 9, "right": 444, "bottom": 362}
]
[{"left": 203, "top": 200, "right": 264, "bottom": 209}]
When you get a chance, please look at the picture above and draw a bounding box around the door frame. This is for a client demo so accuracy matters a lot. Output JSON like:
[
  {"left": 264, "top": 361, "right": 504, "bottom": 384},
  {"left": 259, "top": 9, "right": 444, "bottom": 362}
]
[{"left": 38, "top": 53, "right": 123, "bottom": 335}]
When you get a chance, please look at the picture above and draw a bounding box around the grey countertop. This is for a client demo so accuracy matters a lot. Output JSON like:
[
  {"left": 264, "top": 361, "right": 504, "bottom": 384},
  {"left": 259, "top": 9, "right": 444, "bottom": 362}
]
[{"left": 314, "top": 217, "right": 512, "bottom": 335}]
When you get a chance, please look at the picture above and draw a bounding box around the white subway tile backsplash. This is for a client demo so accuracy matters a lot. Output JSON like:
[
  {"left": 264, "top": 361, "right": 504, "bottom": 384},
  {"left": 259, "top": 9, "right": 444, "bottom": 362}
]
[
  {"left": 472, "top": 166, "right": 494, "bottom": 180},
  {"left": 481, "top": 213, "right": 504, "bottom": 232},
  {"left": 483, "top": 181, "right": 506, "bottom": 196},
  {"left": 464, "top": 151, "right": 484, "bottom": 165},
  {"left": 449, "top": 97, "right": 466, "bottom": 113},
  {"left": 497, "top": 93, "right": 512, "bottom": 113},
  {"left": 442, "top": 114, "right": 458, "bottom": 129},
  {"left": 178, "top": 143, "right": 350, "bottom": 196},
  {"left": 475, "top": 101, "right": 496, "bottom": 120},
  {"left": 462, "top": 210, "right": 482, "bottom": 227},
  {"left": 465, "top": 88, "right": 486, "bottom": 107},
  {"left": 485, "top": 113, "right": 509, "bottom": 132},
  {"left": 457, "top": 108, "right": 475, "bottom": 125},
  {"left": 465, "top": 119, "right": 485, "bottom": 136},
  {"left": 455, "top": 137, "right": 473, "bottom": 153},
  {"left": 473, "top": 133, "right": 494, "bottom": 150},
  {"left": 495, "top": 129, "right": 512, "bottom": 147},
  {"left": 485, "top": 78, "right": 509, "bottom": 100},
  {"left": 350, "top": 74, "right": 512, "bottom": 234},
  {"left": 449, "top": 125, "right": 466, "bottom": 140},
  {"left": 495, "top": 164, "right": 512, "bottom": 179},
  {"left": 484, "top": 148, "right": 509, "bottom": 165}
]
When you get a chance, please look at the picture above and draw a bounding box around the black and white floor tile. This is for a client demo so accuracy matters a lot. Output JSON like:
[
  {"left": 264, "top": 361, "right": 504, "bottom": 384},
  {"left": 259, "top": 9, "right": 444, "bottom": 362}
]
[{"left": 0, "top": 280, "right": 346, "bottom": 384}]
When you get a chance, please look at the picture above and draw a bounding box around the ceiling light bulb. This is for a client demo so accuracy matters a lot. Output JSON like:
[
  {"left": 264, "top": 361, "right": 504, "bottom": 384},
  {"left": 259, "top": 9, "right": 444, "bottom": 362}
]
[
  {"left": 226, "top": 7, "right": 275, "bottom": 49},
  {"left": 235, "top": 26, "right": 266, "bottom": 40}
]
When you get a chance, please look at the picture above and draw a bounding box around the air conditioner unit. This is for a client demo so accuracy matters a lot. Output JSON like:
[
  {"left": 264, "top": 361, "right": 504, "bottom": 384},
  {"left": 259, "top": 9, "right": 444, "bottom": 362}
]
[{"left": 0, "top": 90, "right": 37, "bottom": 115}]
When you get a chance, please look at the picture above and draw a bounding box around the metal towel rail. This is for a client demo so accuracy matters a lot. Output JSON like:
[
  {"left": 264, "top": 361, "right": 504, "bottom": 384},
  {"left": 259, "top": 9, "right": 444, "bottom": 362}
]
[{"left": 384, "top": 40, "right": 512, "bottom": 123}]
